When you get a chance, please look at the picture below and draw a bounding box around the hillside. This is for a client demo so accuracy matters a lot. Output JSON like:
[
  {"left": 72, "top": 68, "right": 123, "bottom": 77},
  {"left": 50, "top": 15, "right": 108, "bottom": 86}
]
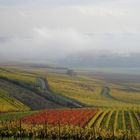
[
  {"left": 0, "top": 66, "right": 140, "bottom": 110},
  {"left": 48, "top": 73, "right": 140, "bottom": 108},
  {"left": 0, "top": 67, "right": 83, "bottom": 111},
  {"left": 0, "top": 88, "right": 29, "bottom": 112},
  {"left": 0, "top": 79, "right": 64, "bottom": 110}
]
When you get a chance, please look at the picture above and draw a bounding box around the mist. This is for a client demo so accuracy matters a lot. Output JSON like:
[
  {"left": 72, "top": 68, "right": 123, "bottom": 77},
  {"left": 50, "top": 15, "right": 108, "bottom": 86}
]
[{"left": 0, "top": 0, "right": 140, "bottom": 66}]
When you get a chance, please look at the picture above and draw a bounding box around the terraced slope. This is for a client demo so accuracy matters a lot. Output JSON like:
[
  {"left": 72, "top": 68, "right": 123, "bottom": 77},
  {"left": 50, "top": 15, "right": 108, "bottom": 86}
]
[
  {"left": 0, "top": 68, "right": 36, "bottom": 112},
  {"left": 37, "top": 77, "right": 83, "bottom": 108},
  {"left": 0, "top": 79, "right": 63, "bottom": 110},
  {"left": 0, "top": 67, "right": 84, "bottom": 110},
  {"left": 0, "top": 88, "right": 29, "bottom": 112}
]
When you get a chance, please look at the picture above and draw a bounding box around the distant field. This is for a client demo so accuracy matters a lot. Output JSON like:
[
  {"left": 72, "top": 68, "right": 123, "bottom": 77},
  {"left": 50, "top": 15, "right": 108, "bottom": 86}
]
[
  {"left": 48, "top": 73, "right": 140, "bottom": 108},
  {"left": 0, "top": 67, "right": 37, "bottom": 87},
  {"left": 76, "top": 67, "right": 140, "bottom": 75},
  {"left": 0, "top": 66, "right": 140, "bottom": 109}
]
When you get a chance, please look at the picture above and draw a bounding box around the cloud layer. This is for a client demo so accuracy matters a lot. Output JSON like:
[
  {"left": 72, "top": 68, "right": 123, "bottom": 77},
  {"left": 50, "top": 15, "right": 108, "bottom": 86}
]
[{"left": 0, "top": 0, "right": 140, "bottom": 63}]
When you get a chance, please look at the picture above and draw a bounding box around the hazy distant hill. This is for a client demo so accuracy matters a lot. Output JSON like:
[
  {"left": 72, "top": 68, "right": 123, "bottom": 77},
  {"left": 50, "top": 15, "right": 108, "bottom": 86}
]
[{"left": 59, "top": 51, "right": 140, "bottom": 67}]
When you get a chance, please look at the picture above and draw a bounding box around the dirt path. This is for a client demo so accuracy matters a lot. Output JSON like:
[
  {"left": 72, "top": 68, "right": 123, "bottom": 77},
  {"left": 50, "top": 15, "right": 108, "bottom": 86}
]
[
  {"left": 101, "top": 87, "right": 114, "bottom": 99},
  {"left": 37, "top": 78, "right": 47, "bottom": 90},
  {"left": 37, "top": 77, "right": 84, "bottom": 108}
]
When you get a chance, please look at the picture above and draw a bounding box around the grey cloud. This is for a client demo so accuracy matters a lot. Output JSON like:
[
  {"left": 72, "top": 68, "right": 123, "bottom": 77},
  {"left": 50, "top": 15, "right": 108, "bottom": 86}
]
[
  {"left": 0, "top": 0, "right": 138, "bottom": 7},
  {"left": 0, "top": 0, "right": 140, "bottom": 63},
  {"left": 0, "top": 0, "right": 112, "bottom": 6},
  {"left": 0, "top": 36, "right": 9, "bottom": 43}
]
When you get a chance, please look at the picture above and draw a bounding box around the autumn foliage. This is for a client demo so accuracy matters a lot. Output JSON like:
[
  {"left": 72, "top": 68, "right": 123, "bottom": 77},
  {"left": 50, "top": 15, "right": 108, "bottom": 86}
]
[{"left": 22, "top": 109, "right": 97, "bottom": 127}]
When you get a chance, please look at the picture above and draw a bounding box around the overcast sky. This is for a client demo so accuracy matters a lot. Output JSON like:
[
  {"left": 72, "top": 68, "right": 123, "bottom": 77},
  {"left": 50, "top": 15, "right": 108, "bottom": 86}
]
[{"left": 0, "top": 0, "right": 140, "bottom": 62}]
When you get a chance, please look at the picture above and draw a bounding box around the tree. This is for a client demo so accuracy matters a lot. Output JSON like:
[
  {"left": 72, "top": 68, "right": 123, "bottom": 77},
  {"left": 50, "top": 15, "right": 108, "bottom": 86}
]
[{"left": 66, "top": 69, "right": 76, "bottom": 76}]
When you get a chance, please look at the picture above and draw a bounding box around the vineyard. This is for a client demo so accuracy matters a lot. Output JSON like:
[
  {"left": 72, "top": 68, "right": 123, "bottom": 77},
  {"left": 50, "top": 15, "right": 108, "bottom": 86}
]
[
  {"left": 0, "top": 108, "right": 140, "bottom": 139},
  {"left": 0, "top": 67, "right": 140, "bottom": 139},
  {"left": 0, "top": 67, "right": 37, "bottom": 86},
  {"left": 0, "top": 88, "right": 29, "bottom": 112},
  {"left": 21, "top": 109, "right": 97, "bottom": 127},
  {"left": 48, "top": 73, "right": 140, "bottom": 108}
]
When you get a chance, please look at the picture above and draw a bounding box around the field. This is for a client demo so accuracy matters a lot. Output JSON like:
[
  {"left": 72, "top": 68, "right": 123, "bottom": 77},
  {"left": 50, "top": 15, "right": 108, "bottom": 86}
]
[
  {"left": 0, "top": 108, "right": 139, "bottom": 139},
  {"left": 0, "top": 66, "right": 140, "bottom": 139},
  {"left": 48, "top": 73, "right": 140, "bottom": 108},
  {"left": 0, "top": 88, "right": 29, "bottom": 112}
]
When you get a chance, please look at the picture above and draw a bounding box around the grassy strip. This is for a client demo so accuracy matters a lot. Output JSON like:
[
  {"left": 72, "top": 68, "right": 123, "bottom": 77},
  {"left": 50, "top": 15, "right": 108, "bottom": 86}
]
[
  {"left": 122, "top": 110, "right": 126, "bottom": 131},
  {"left": 114, "top": 110, "right": 118, "bottom": 132},
  {"left": 100, "top": 111, "right": 110, "bottom": 128},
  {"left": 128, "top": 111, "right": 135, "bottom": 131},
  {"left": 124, "top": 111, "right": 131, "bottom": 130},
  {"left": 134, "top": 111, "right": 140, "bottom": 125},
  {"left": 95, "top": 110, "right": 109, "bottom": 129},
  {"left": 104, "top": 110, "right": 113, "bottom": 129},
  {"left": 108, "top": 111, "right": 116, "bottom": 130},
  {"left": 117, "top": 110, "right": 123, "bottom": 130},
  {"left": 131, "top": 111, "right": 140, "bottom": 130},
  {"left": 87, "top": 110, "right": 103, "bottom": 128},
  {"left": 0, "top": 111, "right": 36, "bottom": 121}
]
